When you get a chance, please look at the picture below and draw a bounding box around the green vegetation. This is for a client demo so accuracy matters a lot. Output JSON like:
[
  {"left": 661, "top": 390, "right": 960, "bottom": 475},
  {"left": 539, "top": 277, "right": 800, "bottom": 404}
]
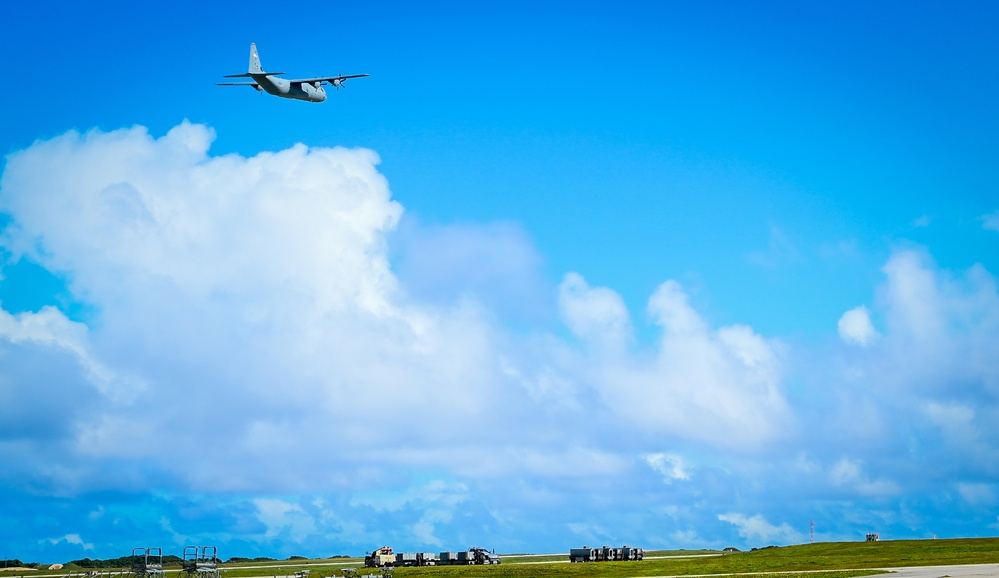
[
  {"left": 189, "top": 539, "right": 999, "bottom": 578},
  {"left": 373, "top": 570, "right": 881, "bottom": 578},
  {"left": 68, "top": 556, "right": 183, "bottom": 569},
  {"left": 1, "top": 560, "right": 39, "bottom": 569},
  {"left": 706, "top": 538, "right": 999, "bottom": 571},
  {"left": 342, "top": 539, "right": 999, "bottom": 578},
  {"left": 9, "top": 538, "right": 999, "bottom": 578}
]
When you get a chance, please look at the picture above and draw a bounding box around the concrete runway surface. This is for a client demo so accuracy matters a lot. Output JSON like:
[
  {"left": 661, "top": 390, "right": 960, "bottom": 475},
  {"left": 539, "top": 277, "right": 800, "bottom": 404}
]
[{"left": 867, "top": 564, "right": 999, "bottom": 578}]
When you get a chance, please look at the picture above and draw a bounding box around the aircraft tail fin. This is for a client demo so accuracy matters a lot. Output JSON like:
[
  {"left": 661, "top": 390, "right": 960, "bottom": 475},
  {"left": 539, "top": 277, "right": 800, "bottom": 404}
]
[
  {"left": 248, "top": 42, "right": 263, "bottom": 74},
  {"left": 222, "top": 43, "right": 285, "bottom": 78}
]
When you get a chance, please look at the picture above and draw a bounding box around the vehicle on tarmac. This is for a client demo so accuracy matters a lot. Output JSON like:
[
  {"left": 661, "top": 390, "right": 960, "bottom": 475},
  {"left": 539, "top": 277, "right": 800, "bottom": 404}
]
[
  {"left": 370, "top": 545, "right": 499, "bottom": 566},
  {"left": 448, "top": 547, "right": 499, "bottom": 565},
  {"left": 569, "top": 545, "right": 643, "bottom": 562},
  {"left": 364, "top": 547, "right": 395, "bottom": 568}
]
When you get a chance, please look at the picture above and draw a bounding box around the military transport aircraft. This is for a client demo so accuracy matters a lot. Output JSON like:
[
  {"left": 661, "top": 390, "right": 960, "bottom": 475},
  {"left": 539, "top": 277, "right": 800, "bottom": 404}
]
[{"left": 217, "top": 43, "right": 368, "bottom": 103}]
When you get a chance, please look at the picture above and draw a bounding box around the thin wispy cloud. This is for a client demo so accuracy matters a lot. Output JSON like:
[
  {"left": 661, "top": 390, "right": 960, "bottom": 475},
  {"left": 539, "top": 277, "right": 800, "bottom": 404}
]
[{"left": 982, "top": 210, "right": 999, "bottom": 232}]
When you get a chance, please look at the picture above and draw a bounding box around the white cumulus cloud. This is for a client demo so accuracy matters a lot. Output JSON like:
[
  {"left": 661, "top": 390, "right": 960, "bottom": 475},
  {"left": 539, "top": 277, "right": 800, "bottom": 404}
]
[
  {"left": 557, "top": 272, "right": 632, "bottom": 346},
  {"left": 10, "top": 122, "right": 999, "bottom": 557},
  {"left": 0, "top": 122, "right": 525, "bottom": 496},
  {"left": 838, "top": 305, "right": 880, "bottom": 346},
  {"left": 611, "top": 280, "right": 791, "bottom": 449}
]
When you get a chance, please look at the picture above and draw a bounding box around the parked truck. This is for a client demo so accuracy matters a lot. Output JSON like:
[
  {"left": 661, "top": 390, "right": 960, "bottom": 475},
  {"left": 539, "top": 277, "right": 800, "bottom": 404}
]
[
  {"left": 370, "top": 545, "right": 498, "bottom": 567},
  {"left": 620, "top": 546, "right": 644, "bottom": 560},
  {"left": 569, "top": 545, "right": 643, "bottom": 562},
  {"left": 364, "top": 546, "right": 395, "bottom": 568},
  {"left": 461, "top": 547, "right": 500, "bottom": 565},
  {"left": 569, "top": 547, "right": 598, "bottom": 562},
  {"left": 438, "top": 547, "right": 499, "bottom": 565},
  {"left": 600, "top": 546, "right": 621, "bottom": 561}
]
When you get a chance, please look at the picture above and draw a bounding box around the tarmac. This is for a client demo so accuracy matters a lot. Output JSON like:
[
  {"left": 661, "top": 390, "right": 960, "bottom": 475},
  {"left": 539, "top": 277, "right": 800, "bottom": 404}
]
[
  {"left": 641, "top": 565, "right": 999, "bottom": 578},
  {"left": 9, "top": 561, "right": 999, "bottom": 578},
  {"left": 866, "top": 564, "right": 999, "bottom": 577}
]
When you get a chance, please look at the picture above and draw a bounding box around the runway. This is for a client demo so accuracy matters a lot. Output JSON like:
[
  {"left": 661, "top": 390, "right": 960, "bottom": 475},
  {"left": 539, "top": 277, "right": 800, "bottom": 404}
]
[
  {"left": 643, "top": 564, "right": 999, "bottom": 578},
  {"left": 866, "top": 564, "right": 999, "bottom": 578}
]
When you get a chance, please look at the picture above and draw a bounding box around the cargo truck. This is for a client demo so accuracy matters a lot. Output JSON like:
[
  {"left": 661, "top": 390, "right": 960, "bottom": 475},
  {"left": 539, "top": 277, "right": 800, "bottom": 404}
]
[{"left": 364, "top": 546, "right": 395, "bottom": 568}]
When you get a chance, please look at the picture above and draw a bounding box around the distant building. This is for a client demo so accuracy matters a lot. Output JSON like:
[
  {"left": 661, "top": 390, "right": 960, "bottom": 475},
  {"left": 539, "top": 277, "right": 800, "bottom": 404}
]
[{"left": 866, "top": 533, "right": 880, "bottom": 542}]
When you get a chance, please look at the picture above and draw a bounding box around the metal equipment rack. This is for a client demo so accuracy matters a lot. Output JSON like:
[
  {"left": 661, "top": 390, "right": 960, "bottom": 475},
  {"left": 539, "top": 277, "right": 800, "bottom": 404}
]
[
  {"left": 179, "top": 547, "right": 220, "bottom": 578},
  {"left": 126, "top": 548, "right": 164, "bottom": 578}
]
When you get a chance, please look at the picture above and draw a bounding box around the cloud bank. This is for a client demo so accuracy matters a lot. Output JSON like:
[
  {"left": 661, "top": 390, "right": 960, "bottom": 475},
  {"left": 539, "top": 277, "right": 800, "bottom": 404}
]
[{"left": 2, "top": 122, "right": 999, "bottom": 559}]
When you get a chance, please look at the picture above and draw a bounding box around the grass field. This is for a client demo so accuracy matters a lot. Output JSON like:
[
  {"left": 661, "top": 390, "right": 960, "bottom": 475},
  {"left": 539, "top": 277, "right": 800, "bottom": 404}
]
[
  {"left": 27, "top": 538, "right": 999, "bottom": 578},
  {"left": 356, "top": 539, "right": 999, "bottom": 578}
]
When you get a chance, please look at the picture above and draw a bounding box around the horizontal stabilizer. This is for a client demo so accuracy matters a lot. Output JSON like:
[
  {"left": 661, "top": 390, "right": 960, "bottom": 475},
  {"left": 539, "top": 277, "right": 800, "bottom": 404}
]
[{"left": 222, "top": 71, "right": 285, "bottom": 78}]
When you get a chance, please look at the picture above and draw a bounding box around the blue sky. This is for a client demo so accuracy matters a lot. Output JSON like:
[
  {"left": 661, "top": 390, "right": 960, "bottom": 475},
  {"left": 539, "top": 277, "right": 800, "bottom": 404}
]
[{"left": 2, "top": 0, "right": 998, "bottom": 563}]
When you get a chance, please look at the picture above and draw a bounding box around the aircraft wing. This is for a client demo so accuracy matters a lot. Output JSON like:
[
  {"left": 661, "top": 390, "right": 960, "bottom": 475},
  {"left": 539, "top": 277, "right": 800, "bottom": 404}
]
[{"left": 290, "top": 74, "right": 369, "bottom": 84}]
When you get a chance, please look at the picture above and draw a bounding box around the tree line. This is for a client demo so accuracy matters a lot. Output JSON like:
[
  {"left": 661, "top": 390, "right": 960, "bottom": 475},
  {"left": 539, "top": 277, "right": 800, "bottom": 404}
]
[{"left": 2, "top": 560, "right": 39, "bottom": 569}]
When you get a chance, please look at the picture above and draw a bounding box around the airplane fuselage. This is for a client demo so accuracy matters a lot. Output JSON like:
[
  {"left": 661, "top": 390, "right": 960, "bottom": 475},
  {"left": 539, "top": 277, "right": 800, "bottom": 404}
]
[{"left": 252, "top": 74, "right": 327, "bottom": 102}]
